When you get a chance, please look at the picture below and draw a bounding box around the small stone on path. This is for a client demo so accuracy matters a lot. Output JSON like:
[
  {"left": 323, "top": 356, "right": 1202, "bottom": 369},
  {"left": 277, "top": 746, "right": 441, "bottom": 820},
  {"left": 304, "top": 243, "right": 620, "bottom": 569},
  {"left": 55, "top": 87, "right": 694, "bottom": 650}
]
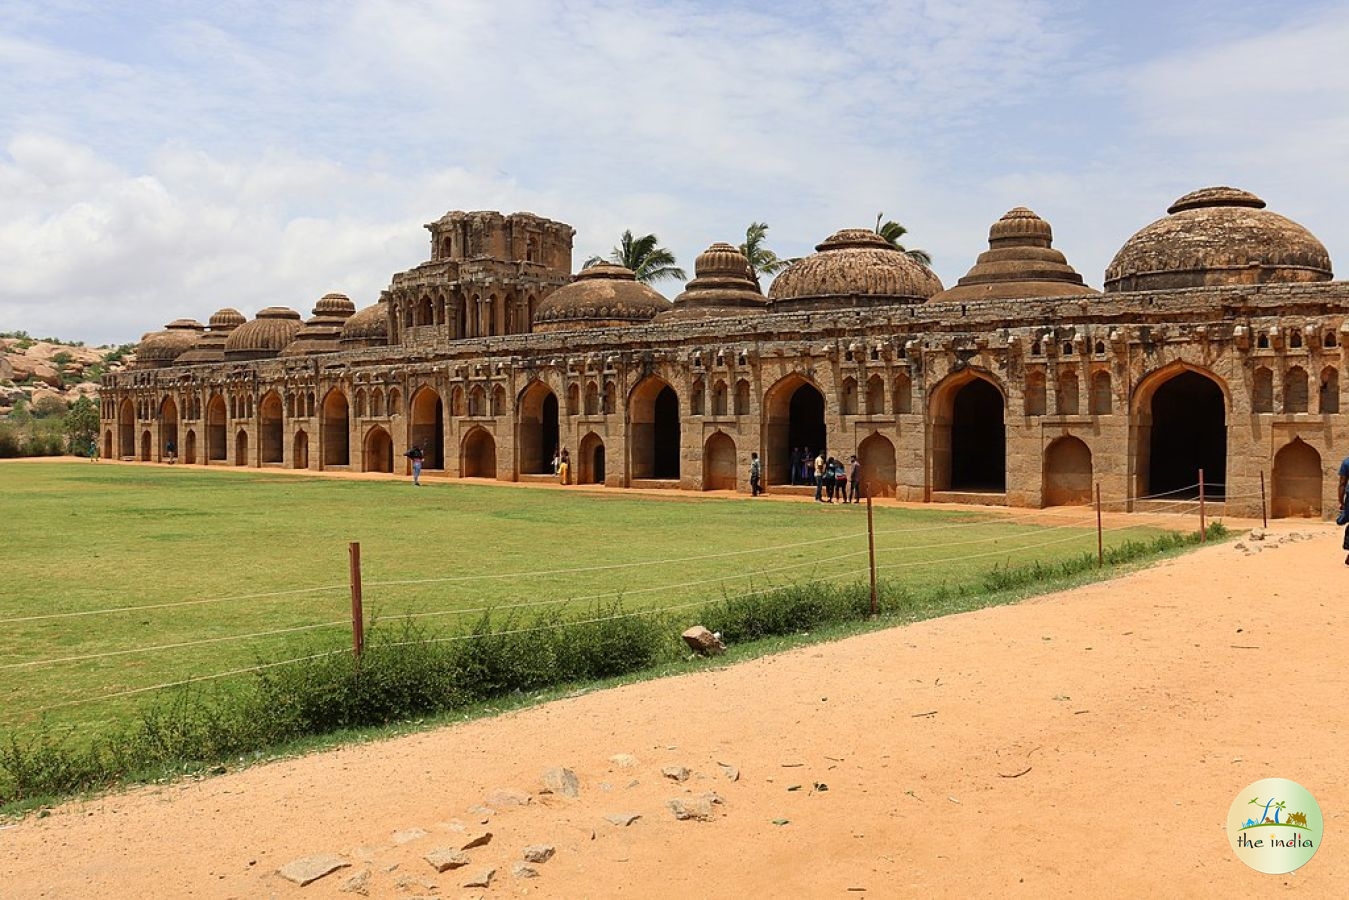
[
  {"left": 718, "top": 763, "right": 740, "bottom": 781},
  {"left": 605, "top": 812, "right": 642, "bottom": 827},
  {"left": 278, "top": 854, "right": 350, "bottom": 887},
  {"left": 425, "top": 847, "right": 472, "bottom": 872},
  {"left": 463, "top": 867, "right": 496, "bottom": 888},
  {"left": 484, "top": 788, "right": 531, "bottom": 807},
  {"left": 391, "top": 828, "right": 428, "bottom": 845},
  {"left": 339, "top": 869, "right": 370, "bottom": 895},
  {"left": 541, "top": 766, "right": 581, "bottom": 797},
  {"left": 609, "top": 753, "right": 639, "bottom": 768},
  {"left": 512, "top": 862, "right": 540, "bottom": 879},
  {"left": 668, "top": 798, "right": 715, "bottom": 821},
  {"left": 662, "top": 765, "right": 691, "bottom": 782},
  {"left": 522, "top": 844, "right": 556, "bottom": 864}
]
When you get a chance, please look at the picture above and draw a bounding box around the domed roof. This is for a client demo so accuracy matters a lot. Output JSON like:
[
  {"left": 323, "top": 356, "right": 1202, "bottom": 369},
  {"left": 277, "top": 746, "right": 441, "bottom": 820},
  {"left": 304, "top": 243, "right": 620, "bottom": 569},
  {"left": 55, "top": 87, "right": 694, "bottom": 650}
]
[
  {"left": 532, "top": 263, "right": 671, "bottom": 333},
  {"left": 931, "top": 208, "right": 1098, "bottom": 303},
  {"left": 339, "top": 300, "right": 391, "bottom": 348},
  {"left": 768, "top": 228, "right": 942, "bottom": 311},
  {"left": 654, "top": 243, "right": 767, "bottom": 324},
  {"left": 136, "top": 319, "right": 204, "bottom": 368},
  {"left": 1104, "top": 187, "right": 1332, "bottom": 292},
  {"left": 223, "top": 307, "right": 304, "bottom": 360},
  {"left": 177, "top": 309, "right": 245, "bottom": 364},
  {"left": 281, "top": 293, "right": 359, "bottom": 357}
]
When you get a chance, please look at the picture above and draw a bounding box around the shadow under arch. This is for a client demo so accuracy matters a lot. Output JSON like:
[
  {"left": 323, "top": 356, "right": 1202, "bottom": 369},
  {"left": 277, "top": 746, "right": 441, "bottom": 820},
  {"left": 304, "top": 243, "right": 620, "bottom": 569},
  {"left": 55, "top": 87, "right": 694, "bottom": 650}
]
[
  {"left": 579, "top": 431, "right": 606, "bottom": 485},
  {"left": 1131, "top": 363, "right": 1228, "bottom": 499},
  {"left": 1272, "top": 437, "right": 1321, "bottom": 518},
  {"left": 516, "top": 380, "right": 558, "bottom": 475},
  {"left": 409, "top": 385, "right": 445, "bottom": 469},
  {"left": 628, "top": 375, "right": 680, "bottom": 480},
  {"left": 703, "top": 430, "right": 736, "bottom": 490},
  {"left": 363, "top": 425, "right": 394, "bottom": 473},
  {"left": 928, "top": 368, "right": 1006, "bottom": 493},
  {"left": 762, "top": 372, "right": 826, "bottom": 485},
  {"left": 1043, "top": 435, "right": 1092, "bottom": 506},
  {"left": 461, "top": 425, "right": 497, "bottom": 478}
]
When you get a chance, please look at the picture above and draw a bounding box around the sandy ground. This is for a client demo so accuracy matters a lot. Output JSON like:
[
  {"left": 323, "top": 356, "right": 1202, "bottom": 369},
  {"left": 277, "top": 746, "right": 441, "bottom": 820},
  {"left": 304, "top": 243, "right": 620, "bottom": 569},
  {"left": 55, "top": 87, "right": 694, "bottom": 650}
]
[{"left": 2, "top": 476, "right": 1345, "bottom": 897}]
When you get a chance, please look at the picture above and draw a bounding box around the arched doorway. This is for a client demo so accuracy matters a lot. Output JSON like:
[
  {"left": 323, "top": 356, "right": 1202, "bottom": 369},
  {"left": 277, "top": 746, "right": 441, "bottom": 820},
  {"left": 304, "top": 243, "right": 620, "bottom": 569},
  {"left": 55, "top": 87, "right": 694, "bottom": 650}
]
[
  {"left": 322, "top": 390, "right": 350, "bottom": 467},
  {"left": 933, "top": 375, "right": 1005, "bottom": 492},
  {"left": 259, "top": 391, "right": 283, "bottom": 464},
  {"left": 703, "top": 432, "right": 737, "bottom": 490},
  {"left": 160, "top": 397, "right": 179, "bottom": 461},
  {"left": 1272, "top": 438, "right": 1322, "bottom": 518},
  {"left": 517, "top": 382, "right": 559, "bottom": 474},
  {"left": 410, "top": 387, "right": 445, "bottom": 469},
  {"left": 234, "top": 429, "right": 249, "bottom": 466},
  {"left": 207, "top": 394, "right": 227, "bottom": 461},
  {"left": 1043, "top": 436, "right": 1092, "bottom": 506},
  {"left": 119, "top": 399, "right": 135, "bottom": 458},
  {"left": 629, "top": 377, "right": 681, "bottom": 480},
  {"left": 1141, "top": 369, "right": 1226, "bottom": 498},
  {"left": 183, "top": 429, "right": 197, "bottom": 464},
  {"left": 858, "top": 433, "right": 897, "bottom": 497},
  {"left": 102, "top": 429, "right": 113, "bottom": 460},
  {"left": 364, "top": 426, "right": 394, "bottom": 473},
  {"left": 462, "top": 427, "right": 497, "bottom": 478},
  {"left": 578, "top": 432, "right": 606, "bottom": 484},
  {"left": 764, "top": 375, "right": 826, "bottom": 485},
  {"left": 293, "top": 430, "right": 310, "bottom": 469},
  {"left": 140, "top": 430, "right": 152, "bottom": 462}
]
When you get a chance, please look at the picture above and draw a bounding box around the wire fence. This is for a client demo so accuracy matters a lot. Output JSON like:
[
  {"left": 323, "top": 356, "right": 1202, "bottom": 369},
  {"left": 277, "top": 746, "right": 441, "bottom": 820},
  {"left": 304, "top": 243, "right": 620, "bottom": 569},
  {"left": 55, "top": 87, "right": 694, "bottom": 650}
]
[{"left": 3, "top": 478, "right": 1249, "bottom": 722}]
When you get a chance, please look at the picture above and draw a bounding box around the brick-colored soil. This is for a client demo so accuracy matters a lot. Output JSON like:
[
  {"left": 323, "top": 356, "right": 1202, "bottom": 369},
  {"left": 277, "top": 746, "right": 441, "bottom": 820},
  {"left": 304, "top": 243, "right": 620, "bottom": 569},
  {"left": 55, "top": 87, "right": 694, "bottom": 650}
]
[{"left": 3, "top": 517, "right": 1345, "bottom": 897}]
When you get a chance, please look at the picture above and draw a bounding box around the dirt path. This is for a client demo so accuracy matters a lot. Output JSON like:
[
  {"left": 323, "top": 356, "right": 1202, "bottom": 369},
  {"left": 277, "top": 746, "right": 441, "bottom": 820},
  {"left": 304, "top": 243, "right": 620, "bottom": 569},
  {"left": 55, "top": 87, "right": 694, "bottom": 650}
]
[{"left": 3, "top": 520, "right": 1345, "bottom": 898}]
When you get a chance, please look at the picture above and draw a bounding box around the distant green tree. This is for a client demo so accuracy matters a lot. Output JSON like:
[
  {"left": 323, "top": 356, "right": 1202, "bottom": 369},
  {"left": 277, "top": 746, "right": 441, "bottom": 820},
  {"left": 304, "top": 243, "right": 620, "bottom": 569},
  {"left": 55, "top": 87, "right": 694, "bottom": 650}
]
[
  {"left": 584, "top": 230, "right": 686, "bottom": 284},
  {"left": 874, "top": 213, "right": 933, "bottom": 267},
  {"left": 32, "top": 394, "right": 69, "bottom": 419},
  {"left": 63, "top": 396, "right": 99, "bottom": 455},
  {"left": 739, "top": 222, "right": 799, "bottom": 288}
]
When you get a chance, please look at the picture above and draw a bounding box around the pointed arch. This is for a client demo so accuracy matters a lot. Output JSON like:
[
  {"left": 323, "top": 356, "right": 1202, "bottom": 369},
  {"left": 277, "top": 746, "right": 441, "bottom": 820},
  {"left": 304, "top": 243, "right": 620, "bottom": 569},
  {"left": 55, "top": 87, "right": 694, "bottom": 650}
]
[
  {"left": 322, "top": 388, "right": 350, "bottom": 467},
  {"left": 206, "top": 394, "right": 227, "bottom": 461},
  {"left": 865, "top": 375, "right": 884, "bottom": 415},
  {"left": 461, "top": 426, "right": 497, "bottom": 478},
  {"left": 1056, "top": 368, "right": 1079, "bottom": 415},
  {"left": 234, "top": 429, "right": 249, "bottom": 466},
  {"left": 1271, "top": 438, "right": 1321, "bottom": 518},
  {"left": 259, "top": 390, "right": 284, "bottom": 464},
  {"left": 293, "top": 429, "right": 310, "bottom": 469},
  {"left": 409, "top": 386, "right": 444, "bottom": 469},
  {"left": 363, "top": 425, "right": 394, "bottom": 473},
  {"left": 491, "top": 384, "right": 506, "bottom": 417},
  {"left": 841, "top": 376, "right": 858, "bottom": 415},
  {"left": 703, "top": 431, "right": 737, "bottom": 490},
  {"left": 1090, "top": 370, "right": 1112, "bottom": 416},
  {"left": 929, "top": 369, "right": 1006, "bottom": 493},
  {"left": 763, "top": 373, "right": 826, "bottom": 486},
  {"left": 1043, "top": 436, "right": 1092, "bottom": 506},
  {"left": 1284, "top": 366, "right": 1309, "bottom": 414},
  {"left": 893, "top": 371, "right": 913, "bottom": 414},
  {"left": 1132, "top": 363, "right": 1228, "bottom": 499},
  {"left": 629, "top": 375, "right": 681, "bottom": 480},
  {"left": 517, "top": 380, "right": 559, "bottom": 475},
  {"left": 585, "top": 381, "right": 600, "bottom": 416},
  {"left": 159, "top": 396, "right": 179, "bottom": 462},
  {"left": 1320, "top": 366, "right": 1339, "bottom": 414},
  {"left": 1252, "top": 366, "right": 1274, "bottom": 413},
  {"left": 579, "top": 431, "right": 606, "bottom": 485},
  {"left": 119, "top": 398, "right": 136, "bottom": 458},
  {"left": 858, "top": 432, "right": 897, "bottom": 498},
  {"left": 735, "top": 379, "right": 751, "bottom": 416}
]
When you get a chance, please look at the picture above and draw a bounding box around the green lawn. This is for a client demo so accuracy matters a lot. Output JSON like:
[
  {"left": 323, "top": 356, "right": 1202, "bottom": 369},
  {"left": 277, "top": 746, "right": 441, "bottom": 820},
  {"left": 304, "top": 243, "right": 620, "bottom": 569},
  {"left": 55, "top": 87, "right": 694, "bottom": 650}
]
[{"left": 1, "top": 462, "right": 1178, "bottom": 740}]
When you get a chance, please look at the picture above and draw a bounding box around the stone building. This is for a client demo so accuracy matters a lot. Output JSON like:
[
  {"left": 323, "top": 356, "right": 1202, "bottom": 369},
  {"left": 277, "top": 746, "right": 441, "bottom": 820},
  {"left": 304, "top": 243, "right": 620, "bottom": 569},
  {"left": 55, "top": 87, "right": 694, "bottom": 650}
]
[{"left": 101, "top": 188, "right": 1342, "bottom": 518}]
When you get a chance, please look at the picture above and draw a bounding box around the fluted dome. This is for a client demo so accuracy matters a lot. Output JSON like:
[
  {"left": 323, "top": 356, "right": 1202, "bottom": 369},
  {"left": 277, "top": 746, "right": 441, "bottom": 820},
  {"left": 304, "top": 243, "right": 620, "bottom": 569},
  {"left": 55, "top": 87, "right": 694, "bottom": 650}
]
[
  {"left": 176, "top": 309, "right": 245, "bottom": 364},
  {"left": 654, "top": 243, "right": 767, "bottom": 323},
  {"left": 136, "top": 319, "right": 205, "bottom": 368},
  {"left": 768, "top": 228, "right": 942, "bottom": 311},
  {"left": 932, "top": 208, "right": 1097, "bottom": 303},
  {"left": 281, "top": 293, "right": 358, "bottom": 357},
  {"left": 1104, "top": 187, "right": 1332, "bottom": 292},
  {"left": 532, "top": 263, "right": 671, "bottom": 333},
  {"left": 223, "top": 307, "right": 304, "bottom": 361},
  {"left": 339, "top": 300, "right": 391, "bottom": 349}
]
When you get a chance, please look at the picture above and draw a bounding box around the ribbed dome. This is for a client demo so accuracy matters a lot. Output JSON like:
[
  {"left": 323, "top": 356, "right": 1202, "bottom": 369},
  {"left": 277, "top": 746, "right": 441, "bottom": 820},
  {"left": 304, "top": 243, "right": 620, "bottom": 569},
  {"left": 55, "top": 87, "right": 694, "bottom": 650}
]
[
  {"left": 931, "top": 208, "right": 1097, "bottom": 303},
  {"left": 208, "top": 308, "right": 246, "bottom": 329},
  {"left": 1104, "top": 187, "right": 1332, "bottom": 292},
  {"left": 176, "top": 310, "right": 244, "bottom": 365},
  {"left": 223, "top": 308, "right": 304, "bottom": 360},
  {"left": 136, "top": 319, "right": 204, "bottom": 368},
  {"left": 768, "top": 228, "right": 942, "bottom": 311},
  {"left": 654, "top": 242, "right": 767, "bottom": 324},
  {"left": 532, "top": 264, "right": 671, "bottom": 333},
  {"left": 281, "top": 293, "right": 359, "bottom": 357},
  {"left": 339, "top": 301, "right": 391, "bottom": 348}
]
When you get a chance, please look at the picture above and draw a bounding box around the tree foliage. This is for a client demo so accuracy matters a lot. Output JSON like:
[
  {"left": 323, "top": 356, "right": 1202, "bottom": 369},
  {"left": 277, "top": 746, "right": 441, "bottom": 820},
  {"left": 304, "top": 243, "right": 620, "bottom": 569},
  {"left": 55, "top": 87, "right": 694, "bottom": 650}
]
[
  {"left": 739, "top": 222, "right": 799, "bottom": 287},
  {"left": 874, "top": 213, "right": 933, "bottom": 267},
  {"left": 583, "top": 230, "right": 686, "bottom": 284},
  {"left": 63, "top": 396, "right": 100, "bottom": 455}
]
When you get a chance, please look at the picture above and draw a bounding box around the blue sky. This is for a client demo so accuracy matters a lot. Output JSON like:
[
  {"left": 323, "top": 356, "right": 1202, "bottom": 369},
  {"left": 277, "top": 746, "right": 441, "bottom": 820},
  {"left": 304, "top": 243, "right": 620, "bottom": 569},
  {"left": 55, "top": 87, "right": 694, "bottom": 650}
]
[{"left": 1, "top": 0, "right": 1345, "bottom": 345}]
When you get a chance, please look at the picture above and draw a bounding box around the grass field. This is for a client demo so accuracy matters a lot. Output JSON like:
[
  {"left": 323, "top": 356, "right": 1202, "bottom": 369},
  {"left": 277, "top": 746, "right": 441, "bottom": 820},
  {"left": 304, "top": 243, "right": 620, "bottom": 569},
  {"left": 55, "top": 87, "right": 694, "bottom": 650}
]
[{"left": 2, "top": 461, "right": 1185, "bottom": 743}]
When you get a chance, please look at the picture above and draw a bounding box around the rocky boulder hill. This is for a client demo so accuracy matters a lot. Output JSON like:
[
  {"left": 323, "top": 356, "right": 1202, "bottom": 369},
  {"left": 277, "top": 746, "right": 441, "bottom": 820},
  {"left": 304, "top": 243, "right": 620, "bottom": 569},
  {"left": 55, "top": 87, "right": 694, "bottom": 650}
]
[{"left": 0, "top": 336, "right": 134, "bottom": 415}]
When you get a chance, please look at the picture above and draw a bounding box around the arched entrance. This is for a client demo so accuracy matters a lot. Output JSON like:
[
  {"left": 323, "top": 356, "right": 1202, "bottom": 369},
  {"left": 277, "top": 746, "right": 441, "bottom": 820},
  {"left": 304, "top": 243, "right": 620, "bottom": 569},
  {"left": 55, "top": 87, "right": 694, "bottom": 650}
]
[
  {"left": 517, "top": 382, "right": 559, "bottom": 474},
  {"left": 102, "top": 429, "right": 113, "bottom": 460},
  {"left": 462, "top": 427, "right": 497, "bottom": 478},
  {"left": 259, "top": 391, "right": 283, "bottom": 464},
  {"left": 293, "top": 430, "right": 310, "bottom": 469},
  {"left": 578, "top": 432, "right": 605, "bottom": 485},
  {"left": 140, "top": 430, "right": 152, "bottom": 462},
  {"left": 207, "top": 394, "right": 227, "bottom": 461},
  {"left": 410, "top": 387, "right": 445, "bottom": 469},
  {"left": 183, "top": 429, "right": 197, "bottom": 464},
  {"left": 764, "top": 375, "right": 826, "bottom": 485},
  {"left": 322, "top": 390, "right": 350, "bottom": 467},
  {"left": 1140, "top": 369, "right": 1226, "bottom": 498},
  {"left": 629, "top": 377, "right": 681, "bottom": 480},
  {"left": 160, "top": 397, "right": 179, "bottom": 461},
  {"left": 1043, "top": 436, "right": 1092, "bottom": 506},
  {"left": 932, "top": 375, "right": 1005, "bottom": 492},
  {"left": 858, "top": 433, "right": 897, "bottom": 497},
  {"left": 363, "top": 426, "right": 394, "bottom": 473},
  {"left": 234, "top": 429, "right": 249, "bottom": 466},
  {"left": 119, "top": 399, "right": 135, "bottom": 458},
  {"left": 703, "top": 432, "right": 736, "bottom": 490},
  {"left": 1272, "top": 438, "right": 1322, "bottom": 518}
]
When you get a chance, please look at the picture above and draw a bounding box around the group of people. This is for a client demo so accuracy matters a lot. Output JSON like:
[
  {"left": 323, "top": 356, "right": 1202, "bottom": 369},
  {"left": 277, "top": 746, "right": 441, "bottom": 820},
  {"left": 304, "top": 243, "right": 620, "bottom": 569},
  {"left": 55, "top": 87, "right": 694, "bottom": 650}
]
[
  {"left": 770, "top": 447, "right": 864, "bottom": 503},
  {"left": 551, "top": 447, "right": 571, "bottom": 484}
]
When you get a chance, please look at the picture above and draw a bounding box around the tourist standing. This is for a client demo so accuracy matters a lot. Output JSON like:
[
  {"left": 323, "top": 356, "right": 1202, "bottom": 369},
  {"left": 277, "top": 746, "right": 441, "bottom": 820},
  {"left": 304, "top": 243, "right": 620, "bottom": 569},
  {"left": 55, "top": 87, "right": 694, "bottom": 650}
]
[
  {"left": 814, "top": 449, "right": 826, "bottom": 502},
  {"left": 834, "top": 457, "right": 848, "bottom": 502},
  {"left": 559, "top": 447, "right": 571, "bottom": 485},
  {"left": 849, "top": 455, "right": 862, "bottom": 503},
  {"left": 165, "top": 439, "right": 177, "bottom": 464},
  {"left": 1339, "top": 455, "right": 1349, "bottom": 563},
  {"left": 551, "top": 448, "right": 561, "bottom": 475},
  {"left": 405, "top": 444, "right": 425, "bottom": 485},
  {"left": 749, "top": 451, "right": 763, "bottom": 496},
  {"left": 789, "top": 447, "right": 800, "bottom": 485},
  {"left": 89, "top": 438, "right": 99, "bottom": 462}
]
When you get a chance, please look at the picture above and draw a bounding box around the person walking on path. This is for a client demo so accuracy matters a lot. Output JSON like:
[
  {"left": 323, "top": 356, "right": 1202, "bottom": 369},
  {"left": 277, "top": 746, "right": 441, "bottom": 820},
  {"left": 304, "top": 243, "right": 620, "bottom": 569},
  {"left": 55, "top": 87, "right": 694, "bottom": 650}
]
[
  {"left": 405, "top": 444, "right": 425, "bottom": 485},
  {"left": 165, "top": 439, "right": 177, "bottom": 464},
  {"left": 1338, "top": 455, "right": 1349, "bottom": 563},
  {"left": 814, "top": 449, "right": 826, "bottom": 502},
  {"left": 559, "top": 447, "right": 571, "bottom": 485},
  {"left": 849, "top": 455, "right": 862, "bottom": 503},
  {"left": 750, "top": 451, "right": 763, "bottom": 496},
  {"left": 89, "top": 438, "right": 99, "bottom": 462}
]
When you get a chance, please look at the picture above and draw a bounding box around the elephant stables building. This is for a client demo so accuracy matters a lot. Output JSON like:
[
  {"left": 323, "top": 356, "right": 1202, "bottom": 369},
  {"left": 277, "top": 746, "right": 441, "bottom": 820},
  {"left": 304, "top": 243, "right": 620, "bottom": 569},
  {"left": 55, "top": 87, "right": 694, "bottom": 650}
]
[{"left": 101, "top": 189, "right": 1347, "bottom": 519}]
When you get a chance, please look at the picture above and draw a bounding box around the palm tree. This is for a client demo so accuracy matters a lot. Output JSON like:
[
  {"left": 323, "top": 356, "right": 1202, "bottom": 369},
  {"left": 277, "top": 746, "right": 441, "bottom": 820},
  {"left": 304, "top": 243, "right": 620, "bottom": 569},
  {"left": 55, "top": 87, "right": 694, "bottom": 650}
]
[
  {"left": 739, "top": 222, "right": 799, "bottom": 288},
  {"left": 583, "top": 230, "right": 686, "bottom": 284},
  {"left": 874, "top": 213, "right": 933, "bottom": 267}
]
